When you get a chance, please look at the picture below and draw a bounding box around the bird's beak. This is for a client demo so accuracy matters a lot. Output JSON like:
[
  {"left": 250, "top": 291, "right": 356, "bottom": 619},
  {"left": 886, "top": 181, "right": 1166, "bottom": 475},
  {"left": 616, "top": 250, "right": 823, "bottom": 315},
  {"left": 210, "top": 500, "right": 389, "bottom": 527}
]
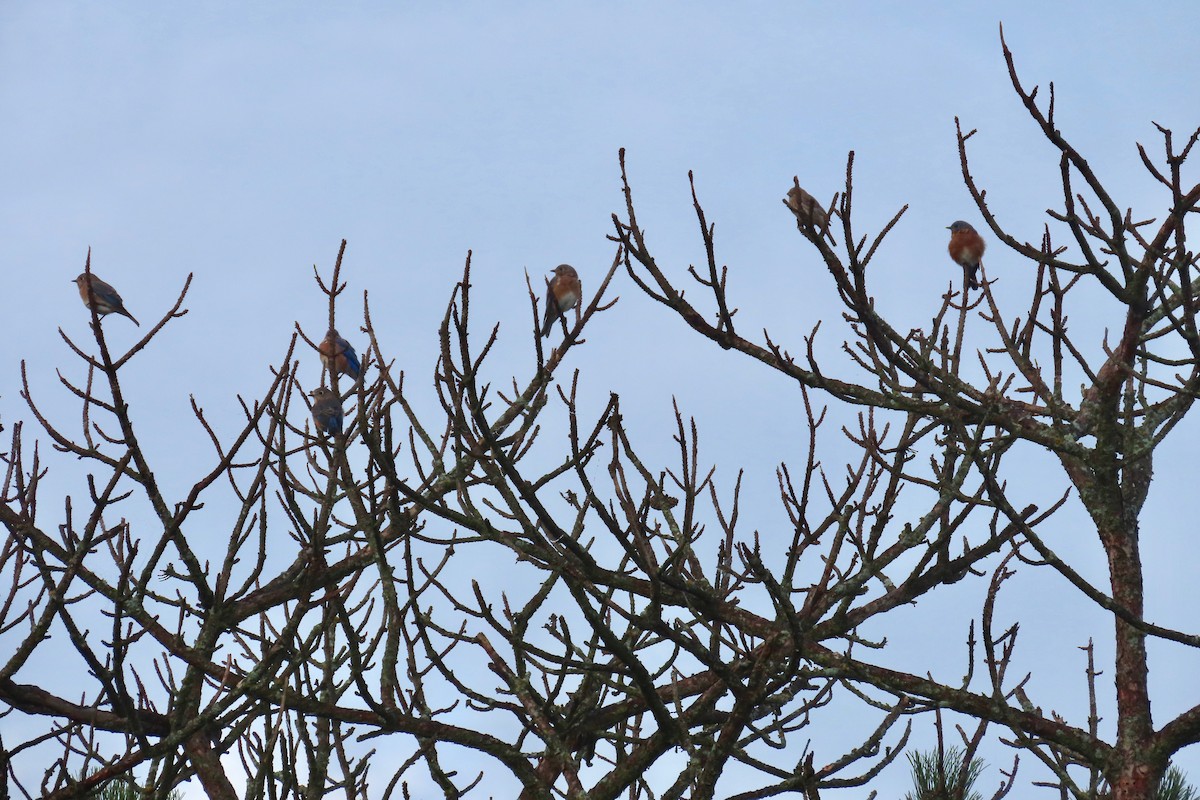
[{"left": 945, "top": 226, "right": 951, "bottom": 230}]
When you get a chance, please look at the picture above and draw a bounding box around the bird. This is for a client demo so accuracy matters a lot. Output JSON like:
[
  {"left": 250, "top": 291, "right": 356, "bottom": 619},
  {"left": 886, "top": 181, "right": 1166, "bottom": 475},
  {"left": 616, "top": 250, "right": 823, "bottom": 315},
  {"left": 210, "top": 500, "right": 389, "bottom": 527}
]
[
  {"left": 73, "top": 273, "right": 140, "bottom": 326},
  {"left": 318, "top": 329, "right": 361, "bottom": 380},
  {"left": 541, "top": 264, "right": 581, "bottom": 338},
  {"left": 310, "top": 387, "right": 344, "bottom": 436},
  {"left": 784, "top": 182, "right": 828, "bottom": 234},
  {"left": 947, "top": 220, "right": 985, "bottom": 290}
]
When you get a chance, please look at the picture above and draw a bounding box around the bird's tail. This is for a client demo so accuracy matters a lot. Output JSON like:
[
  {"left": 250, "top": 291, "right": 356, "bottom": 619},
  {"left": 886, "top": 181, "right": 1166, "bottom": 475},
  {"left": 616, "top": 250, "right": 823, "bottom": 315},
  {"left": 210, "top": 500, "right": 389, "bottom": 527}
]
[
  {"left": 121, "top": 308, "right": 141, "bottom": 326},
  {"left": 541, "top": 307, "right": 556, "bottom": 338}
]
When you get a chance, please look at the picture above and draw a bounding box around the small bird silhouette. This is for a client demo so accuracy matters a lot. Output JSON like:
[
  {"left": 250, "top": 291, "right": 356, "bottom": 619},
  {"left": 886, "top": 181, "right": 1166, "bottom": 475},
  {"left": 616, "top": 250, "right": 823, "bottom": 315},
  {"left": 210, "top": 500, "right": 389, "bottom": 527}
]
[
  {"left": 541, "top": 264, "right": 581, "bottom": 338},
  {"left": 73, "top": 273, "right": 140, "bottom": 326},
  {"left": 310, "top": 387, "right": 344, "bottom": 436},
  {"left": 947, "top": 220, "right": 985, "bottom": 290},
  {"left": 784, "top": 182, "right": 828, "bottom": 234},
  {"left": 318, "top": 329, "right": 361, "bottom": 379}
]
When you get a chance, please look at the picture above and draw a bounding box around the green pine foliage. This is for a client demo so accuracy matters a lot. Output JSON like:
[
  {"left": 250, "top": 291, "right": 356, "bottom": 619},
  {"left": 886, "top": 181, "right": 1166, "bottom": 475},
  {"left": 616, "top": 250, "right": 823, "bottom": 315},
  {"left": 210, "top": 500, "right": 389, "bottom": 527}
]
[
  {"left": 1155, "top": 766, "right": 1199, "bottom": 800},
  {"left": 902, "top": 747, "right": 984, "bottom": 800},
  {"left": 903, "top": 748, "right": 1199, "bottom": 800},
  {"left": 78, "top": 775, "right": 183, "bottom": 800}
]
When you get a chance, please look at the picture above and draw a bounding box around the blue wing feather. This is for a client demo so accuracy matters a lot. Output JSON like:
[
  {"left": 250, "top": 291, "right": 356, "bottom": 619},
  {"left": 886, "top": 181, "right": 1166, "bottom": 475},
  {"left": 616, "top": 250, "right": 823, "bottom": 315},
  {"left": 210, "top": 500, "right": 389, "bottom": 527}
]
[{"left": 341, "top": 339, "right": 361, "bottom": 378}]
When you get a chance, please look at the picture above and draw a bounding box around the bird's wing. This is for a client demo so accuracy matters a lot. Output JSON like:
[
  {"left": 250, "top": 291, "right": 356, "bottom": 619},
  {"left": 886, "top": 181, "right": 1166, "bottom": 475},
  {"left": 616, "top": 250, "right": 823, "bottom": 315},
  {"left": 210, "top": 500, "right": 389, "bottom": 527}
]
[
  {"left": 342, "top": 339, "right": 361, "bottom": 376},
  {"left": 541, "top": 284, "right": 558, "bottom": 335}
]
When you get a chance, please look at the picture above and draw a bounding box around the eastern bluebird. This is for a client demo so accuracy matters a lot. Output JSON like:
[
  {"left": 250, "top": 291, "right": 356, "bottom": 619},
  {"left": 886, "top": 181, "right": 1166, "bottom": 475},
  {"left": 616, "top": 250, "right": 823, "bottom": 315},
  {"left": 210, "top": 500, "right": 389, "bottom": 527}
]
[
  {"left": 73, "top": 273, "right": 140, "bottom": 326},
  {"left": 947, "top": 221, "right": 985, "bottom": 290},
  {"left": 310, "top": 387, "right": 344, "bottom": 436},
  {"left": 318, "top": 329, "right": 361, "bottom": 380},
  {"left": 541, "top": 264, "right": 581, "bottom": 338},
  {"left": 784, "top": 183, "right": 828, "bottom": 234}
]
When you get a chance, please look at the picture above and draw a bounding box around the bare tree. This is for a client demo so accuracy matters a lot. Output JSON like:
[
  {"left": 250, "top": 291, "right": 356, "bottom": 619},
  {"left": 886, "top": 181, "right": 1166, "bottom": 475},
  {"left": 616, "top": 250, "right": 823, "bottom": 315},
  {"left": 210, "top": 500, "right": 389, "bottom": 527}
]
[{"left": 2, "top": 31, "right": 1198, "bottom": 800}]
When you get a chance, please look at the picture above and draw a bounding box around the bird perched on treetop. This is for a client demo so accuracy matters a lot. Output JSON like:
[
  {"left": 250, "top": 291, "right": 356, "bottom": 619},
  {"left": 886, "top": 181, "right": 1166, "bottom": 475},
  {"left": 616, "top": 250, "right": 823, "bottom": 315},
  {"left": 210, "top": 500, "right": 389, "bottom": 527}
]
[
  {"left": 784, "top": 182, "right": 828, "bottom": 234},
  {"left": 947, "top": 221, "right": 985, "bottom": 290},
  {"left": 541, "top": 264, "right": 581, "bottom": 338},
  {"left": 73, "top": 273, "right": 140, "bottom": 326},
  {"left": 310, "top": 387, "right": 344, "bottom": 436},
  {"left": 318, "top": 329, "right": 361, "bottom": 379}
]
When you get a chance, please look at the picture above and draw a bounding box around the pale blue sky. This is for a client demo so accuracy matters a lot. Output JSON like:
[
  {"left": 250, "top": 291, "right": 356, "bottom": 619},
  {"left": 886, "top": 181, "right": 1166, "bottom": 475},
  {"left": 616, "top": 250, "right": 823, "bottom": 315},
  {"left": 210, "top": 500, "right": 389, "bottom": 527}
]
[{"left": 3, "top": 3, "right": 1199, "bottom": 797}]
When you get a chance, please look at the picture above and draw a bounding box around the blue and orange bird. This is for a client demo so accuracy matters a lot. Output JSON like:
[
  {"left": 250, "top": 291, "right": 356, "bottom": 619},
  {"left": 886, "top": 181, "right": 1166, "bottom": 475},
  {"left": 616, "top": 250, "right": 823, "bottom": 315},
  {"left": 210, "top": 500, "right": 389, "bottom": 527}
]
[
  {"left": 947, "top": 221, "right": 985, "bottom": 290},
  {"left": 319, "top": 329, "right": 360, "bottom": 380},
  {"left": 310, "top": 387, "right": 344, "bottom": 436},
  {"left": 540, "top": 264, "right": 581, "bottom": 338},
  {"left": 73, "top": 273, "right": 140, "bottom": 326}
]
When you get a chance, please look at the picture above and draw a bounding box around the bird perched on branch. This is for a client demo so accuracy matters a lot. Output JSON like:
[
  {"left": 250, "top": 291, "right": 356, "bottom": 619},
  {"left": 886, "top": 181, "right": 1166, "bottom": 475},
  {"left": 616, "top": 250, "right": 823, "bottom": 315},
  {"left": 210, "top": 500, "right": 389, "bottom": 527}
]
[
  {"left": 541, "top": 264, "right": 581, "bottom": 338},
  {"left": 783, "top": 181, "right": 828, "bottom": 234},
  {"left": 318, "top": 329, "right": 361, "bottom": 379},
  {"left": 73, "top": 273, "right": 140, "bottom": 326},
  {"left": 310, "top": 387, "right": 344, "bottom": 436},
  {"left": 947, "top": 220, "right": 985, "bottom": 290}
]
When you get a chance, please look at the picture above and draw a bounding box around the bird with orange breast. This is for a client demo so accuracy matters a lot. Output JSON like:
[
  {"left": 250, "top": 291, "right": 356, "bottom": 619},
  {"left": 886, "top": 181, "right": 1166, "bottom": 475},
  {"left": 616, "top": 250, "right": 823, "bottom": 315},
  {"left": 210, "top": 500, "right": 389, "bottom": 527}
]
[
  {"left": 541, "top": 264, "right": 581, "bottom": 338},
  {"left": 73, "top": 273, "right": 140, "bottom": 326},
  {"left": 318, "top": 328, "right": 361, "bottom": 380},
  {"left": 947, "top": 221, "right": 985, "bottom": 290}
]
